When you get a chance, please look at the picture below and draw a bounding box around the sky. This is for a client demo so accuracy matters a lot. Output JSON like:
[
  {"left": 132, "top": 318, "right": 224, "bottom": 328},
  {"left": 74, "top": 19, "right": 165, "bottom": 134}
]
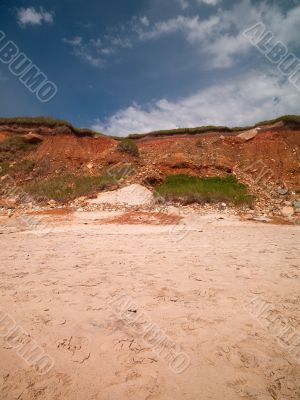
[{"left": 0, "top": 0, "right": 300, "bottom": 136}]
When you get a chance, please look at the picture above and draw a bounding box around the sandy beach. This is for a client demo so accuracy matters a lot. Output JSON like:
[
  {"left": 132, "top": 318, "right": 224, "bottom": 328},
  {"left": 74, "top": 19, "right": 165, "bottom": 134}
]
[{"left": 0, "top": 211, "right": 299, "bottom": 399}]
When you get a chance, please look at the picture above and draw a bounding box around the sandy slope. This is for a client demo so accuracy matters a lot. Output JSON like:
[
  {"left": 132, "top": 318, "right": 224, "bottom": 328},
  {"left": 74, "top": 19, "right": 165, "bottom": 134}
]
[{"left": 0, "top": 212, "right": 299, "bottom": 400}]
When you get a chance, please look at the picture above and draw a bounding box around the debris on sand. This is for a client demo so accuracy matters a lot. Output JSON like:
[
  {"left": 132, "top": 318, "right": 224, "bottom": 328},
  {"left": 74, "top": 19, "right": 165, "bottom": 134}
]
[{"left": 102, "top": 210, "right": 182, "bottom": 225}]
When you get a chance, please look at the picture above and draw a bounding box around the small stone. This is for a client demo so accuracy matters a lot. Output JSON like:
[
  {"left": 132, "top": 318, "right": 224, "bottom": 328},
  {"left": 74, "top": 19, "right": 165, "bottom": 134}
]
[
  {"left": 48, "top": 199, "right": 57, "bottom": 207},
  {"left": 86, "top": 162, "right": 93, "bottom": 170},
  {"left": 277, "top": 187, "right": 288, "bottom": 195},
  {"left": 281, "top": 206, "right": 294, "bottom": 217},
  {"left": 253, "top": 216, "right": 270, "bottom": 222},
  {"left": 166, "top": 206, "right": 181, "bottom": 215},
  {"left": 23, "top": 132, "right": 44, "bottom": 143},
  {"left": 293, "top": 201, "right": 300, "bottom": 209}
]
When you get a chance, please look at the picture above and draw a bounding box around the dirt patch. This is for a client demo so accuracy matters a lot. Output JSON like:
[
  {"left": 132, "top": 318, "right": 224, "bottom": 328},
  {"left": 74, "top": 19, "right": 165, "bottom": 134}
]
[
  {"left": 0, "top": 132, "right": 9, "bottom": 143},
  {"left": 239, "top": 213, "right": 297, "bottom": 225},
  {"left": 102, "top": 210, "right": 182, "bottom": 225},
  {"left": 29, "top": 207, "right": 74, "bottom": 216}
]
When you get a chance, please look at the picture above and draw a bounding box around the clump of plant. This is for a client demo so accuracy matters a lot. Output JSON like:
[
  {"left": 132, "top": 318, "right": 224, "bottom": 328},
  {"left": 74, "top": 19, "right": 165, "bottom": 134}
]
[
  {"left": 0, "top": 162, "right": 10, "bottom": 176},
  {"left": 23, "top": 174, "right": 116, "bottom": 202},
  {"left": 13, "top": 159, "right": 35, "bottom": 173},
  {"left": 196, "top": 139, "right": 207, "bottom": 149},
  {"left": 155, "top": 174, "right": 254, "bottom": 205},
  {"left": 117, "top": 139, "right": 139, "bottom": 157},
  {"left": 0, "top": 136, "right": 38, "bottom": 153}
]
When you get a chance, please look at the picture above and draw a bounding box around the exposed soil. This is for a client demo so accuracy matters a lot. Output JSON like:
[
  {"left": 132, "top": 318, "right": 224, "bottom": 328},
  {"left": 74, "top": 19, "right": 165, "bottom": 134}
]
[
  {"left": 29, "top": 207, "right": 74, "bottom": 216},
  {"left": 102, "top": 210, "right": 182, "bottom": 225},
  {"left": 27, "top": 135, "right": 116, "bottom": 172},
  {"left": 0, "top": 121, "right": 299, "bottom": 223}
]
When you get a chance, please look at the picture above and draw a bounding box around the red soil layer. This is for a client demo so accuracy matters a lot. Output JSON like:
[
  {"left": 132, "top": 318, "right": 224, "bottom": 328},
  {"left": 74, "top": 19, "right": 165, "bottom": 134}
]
[
  {"left": 102, "top": 211, "right": 182, "bottom": 225},
  {"left": 0, "top": 125, "right": 299, "bottom": 190},
  {"left": 138, "top": 130, "right": 300, "bottom": 188},
  {"left": 28, "top": 135, "right": 116, "bottom": 168}
]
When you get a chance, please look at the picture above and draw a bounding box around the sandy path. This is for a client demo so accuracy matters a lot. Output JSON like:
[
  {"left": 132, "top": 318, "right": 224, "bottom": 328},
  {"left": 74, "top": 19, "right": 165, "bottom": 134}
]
[{"left": 0, "top": 212, "right": 299, "bottom": 399}]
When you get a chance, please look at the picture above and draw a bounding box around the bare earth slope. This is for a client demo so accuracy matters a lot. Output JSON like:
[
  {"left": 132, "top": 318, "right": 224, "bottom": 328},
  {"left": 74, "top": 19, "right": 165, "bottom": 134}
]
[{"left": 0, "top": 120, "right": 299, "bottom": 190}]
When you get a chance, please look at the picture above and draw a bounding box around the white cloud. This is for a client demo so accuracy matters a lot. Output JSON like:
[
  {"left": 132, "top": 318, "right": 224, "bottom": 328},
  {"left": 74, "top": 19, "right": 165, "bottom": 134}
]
[
  {"left": 140, "top": 16, "right": 150, "bottom": 27},
  {"left": 137, "top": 15, "right": 220, "bottom": 41},
  {"left": 177, "top": 0, "right": 189, "bottom": 10},
  {"left": 195, "top": 0, "right": 221, "bottom": 5},
  {"left": 63, "top": 36, "right": 111, "bottom": 67},
  {"left": 16, "top": 7, "right": 54, "bottom": 27},
  {"left": 64, "top": 0, "right": 300, "bottom": 69},
  {"left": 177, "top": 0, "right": 221, "bottom": 8},
  {"left": 63, "top": 36, "right": 83, "bottom": 46},
  {"left": 92, "top": 71, "right": 300, "bottom": 136},
  {"left": 134, "top": 0, "right": 300, "bottom": 68},
  {"left": 63, "top": 32, "right": 132, "bottom": 66}
]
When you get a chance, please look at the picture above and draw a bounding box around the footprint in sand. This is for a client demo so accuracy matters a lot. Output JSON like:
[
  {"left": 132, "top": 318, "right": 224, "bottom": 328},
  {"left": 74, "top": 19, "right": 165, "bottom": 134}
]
[
  {"left": 280, "top": 272, "right": 298, "bottom": 279},
  {"left": 57, "top": 336, "right": 90, "bottom": 364}
]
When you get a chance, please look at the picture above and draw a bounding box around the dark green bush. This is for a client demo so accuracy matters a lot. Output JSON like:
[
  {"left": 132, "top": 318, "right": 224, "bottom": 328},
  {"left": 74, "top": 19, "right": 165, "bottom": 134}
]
[
  {"left": 155, "top": 174, "right": 254, "bottom": 205},
  {"left": 117, "top": 139, "right": 139, "bottom": 157}
]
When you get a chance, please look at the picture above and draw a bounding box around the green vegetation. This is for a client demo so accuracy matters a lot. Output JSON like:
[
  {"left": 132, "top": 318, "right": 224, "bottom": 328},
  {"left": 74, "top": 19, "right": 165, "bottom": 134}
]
[
  {"left": 254, "top": 114, "right": 300, "bottom": 127},
  {"left": 0, "top": 136, "right": 38, "bottom": 152},
  {"left": 0, "top": 159, "right": 35, "bottom": 176},
  {"left": 0, "top": 116, "right": 102, "bottom": 137},
  {"left": 127, "top": 114, "right": 300, "bottom": 139},
  {"left": 14, "top": 159, "right": 35, "bottom": 173},
  {"left": 128, "top": 126, "right": 234, "bottom": 139},
  {"left": 0, "top": 162, "right": 10, "bottom": 176},
  {"left": 0, "top": 114, "right": 298, "bottom": 139},
  {"left": 117, "top": 139, "right": 140, "bottom": 157},
  {"left": 155, "top": 174, "right": 254, "bottom": 205},
  {"left": 23, "top": 174, "right": 116, "bottom": 202}
]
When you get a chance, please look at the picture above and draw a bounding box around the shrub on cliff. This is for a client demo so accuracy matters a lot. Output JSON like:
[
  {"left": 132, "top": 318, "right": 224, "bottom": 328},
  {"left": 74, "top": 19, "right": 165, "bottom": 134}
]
[{"left": 117, "top": 139, "right": 139, "bottom": 157}]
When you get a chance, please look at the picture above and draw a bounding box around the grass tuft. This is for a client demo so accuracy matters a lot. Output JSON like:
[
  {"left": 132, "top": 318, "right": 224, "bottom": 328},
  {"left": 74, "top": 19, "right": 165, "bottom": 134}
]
[
  {"left": 0, "top": 116, "right": 102, "bottom": 137},
  {"left": 23, "top": 174, "right": 116, "bottom": 202},
  {"left": 117, "top": 139, "right": 139, "bottom": 157},
  {"left": 0, "top": 136, "right": 38, "bottom": 153},
  {"left": 155, "top": 174, "right": 254, "bottom": 205}
]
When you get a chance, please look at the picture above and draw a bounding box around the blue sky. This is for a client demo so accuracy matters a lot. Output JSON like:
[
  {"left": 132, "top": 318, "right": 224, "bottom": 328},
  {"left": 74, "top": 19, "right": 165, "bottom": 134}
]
[{"left": 0, "top": 0, "right": 299, "bottom": 136}]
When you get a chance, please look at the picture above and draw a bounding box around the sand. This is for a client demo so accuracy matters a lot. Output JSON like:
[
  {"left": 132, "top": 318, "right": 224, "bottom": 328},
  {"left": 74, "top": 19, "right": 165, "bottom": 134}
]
[
  {"left": 88, "top": 184, "right": 154, "bottom": 206},
  {"left": 0, "top": 210, "right": 299, "bottom": 399}
]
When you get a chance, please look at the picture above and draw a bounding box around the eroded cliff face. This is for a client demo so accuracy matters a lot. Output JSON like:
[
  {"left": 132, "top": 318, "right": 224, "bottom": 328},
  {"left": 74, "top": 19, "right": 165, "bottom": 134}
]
[{"left": 0, "top": 120, "right": 299, "bottom": 202}]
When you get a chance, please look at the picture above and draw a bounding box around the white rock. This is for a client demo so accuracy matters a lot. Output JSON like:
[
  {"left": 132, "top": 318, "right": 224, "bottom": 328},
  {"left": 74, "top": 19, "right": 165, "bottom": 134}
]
[
  {"left": 88, "top": 184, "right": 154, "bottom": 206},
  {"left": 166, "top": 206, "right": 181, "bottom": 215},
  {"left": 281, "top": 206, "right": 294, "bottom": 217},
  {"left": 48, "top": 199, "right": 57, "bottom": 207},
  {"left": 237, "top": 128, "right": 259, "bottom": 141}
]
